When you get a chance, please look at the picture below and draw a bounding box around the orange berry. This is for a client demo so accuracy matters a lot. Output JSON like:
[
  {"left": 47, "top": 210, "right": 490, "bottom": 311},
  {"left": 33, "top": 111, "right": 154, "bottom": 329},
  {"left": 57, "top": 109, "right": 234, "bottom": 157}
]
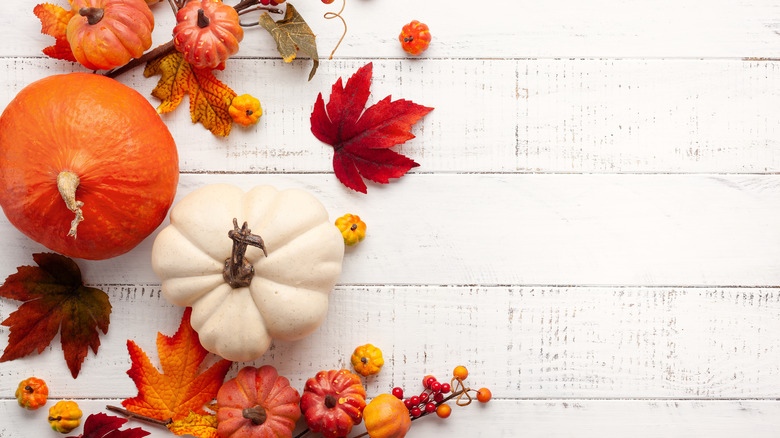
[
  {"left": 476, "top": 388, "right": 492, "bottom": 403},
  {"left": 436, "top": 403, "right": 452, "bottom": 418},
  {"left": 452, "top": 365, "right": 468, "bottom": 380}
]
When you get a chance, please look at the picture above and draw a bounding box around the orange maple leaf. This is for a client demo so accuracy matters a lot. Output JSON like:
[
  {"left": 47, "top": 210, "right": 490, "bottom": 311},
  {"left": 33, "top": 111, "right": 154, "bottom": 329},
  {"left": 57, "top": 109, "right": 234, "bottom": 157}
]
[
  {"left": 122, "top": 308, "right": 232, "bottom": 422},
  {"left": 144, "top": 51, "right": 237, "bottom": 137},
  {"left": 33, "top": 3, "right": 76, "bottom": 62}
]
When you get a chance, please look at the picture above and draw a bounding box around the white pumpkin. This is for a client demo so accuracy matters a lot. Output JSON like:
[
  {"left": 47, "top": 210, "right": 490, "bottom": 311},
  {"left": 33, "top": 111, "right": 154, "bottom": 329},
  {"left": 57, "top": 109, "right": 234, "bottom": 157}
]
[{"left": 151, "top": 184, "right": 344, "bottom": 361}]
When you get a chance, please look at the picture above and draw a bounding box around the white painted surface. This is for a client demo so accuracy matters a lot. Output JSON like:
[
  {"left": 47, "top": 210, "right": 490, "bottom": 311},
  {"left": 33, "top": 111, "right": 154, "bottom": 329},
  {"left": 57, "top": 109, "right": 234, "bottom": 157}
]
[{"left": 1, "top": 0, "right": 780, "bottom": 437}]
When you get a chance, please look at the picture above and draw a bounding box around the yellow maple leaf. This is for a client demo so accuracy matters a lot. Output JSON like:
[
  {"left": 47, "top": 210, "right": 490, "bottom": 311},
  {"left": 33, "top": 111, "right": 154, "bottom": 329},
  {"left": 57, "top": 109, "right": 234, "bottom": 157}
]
[
  {"left": 167, "top": 412, "right": 219, "bottom": 438},
  {"left": 144, "top": 51, "right": 237, "bottom": 137}
]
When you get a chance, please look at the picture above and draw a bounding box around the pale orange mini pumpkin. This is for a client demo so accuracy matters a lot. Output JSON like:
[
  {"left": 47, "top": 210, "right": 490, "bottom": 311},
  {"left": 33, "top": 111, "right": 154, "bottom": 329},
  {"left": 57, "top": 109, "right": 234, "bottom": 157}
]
[
  {"left": 363, "top": 394, "right": 411, "bottom": 438},
  {"left": 173, "top": 0, "right": 244, "bottom": 69},
  {"left": 67, "top": 0, "right": 154, "bottom": 70}
]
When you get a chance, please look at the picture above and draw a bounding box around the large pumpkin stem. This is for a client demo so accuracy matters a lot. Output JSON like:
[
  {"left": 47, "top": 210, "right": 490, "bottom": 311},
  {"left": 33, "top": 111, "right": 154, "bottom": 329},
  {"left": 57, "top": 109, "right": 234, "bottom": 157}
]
[
  {"left": 57, "top": 171, "right": 84, "bottom": 239},
  {"left": 197, "top": 9, "right": 210, "bottom": 28},
  {"left": 242, "top": 405, "right": 267, "bottom": 425},
  {"left": 224, "top": 218, "right": 267, "bottom": 288},
  {"left": 78, "top": 7, "right": 104, "bottom": 25}
]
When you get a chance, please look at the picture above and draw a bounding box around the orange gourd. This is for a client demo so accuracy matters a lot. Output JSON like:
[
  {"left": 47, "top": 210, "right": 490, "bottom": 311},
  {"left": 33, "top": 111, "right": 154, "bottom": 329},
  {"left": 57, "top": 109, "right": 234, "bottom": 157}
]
[
  {"left": 217, "top": 365, "right": 301, "bottom": 438},
  {"left": 173, "top": 0, "right": 244, "bottom": 69},
  {"left": 363, "top": 394, "right": 411, "bottom": 438},
  {"left": 15, "top": 377, "right": 48, "bottom": 410},
  {"left": 0, "top": 73, "right": 179, "bottom": 260},
  {"left": 67, "top": 0, "right": 154, "bottom": 70}
]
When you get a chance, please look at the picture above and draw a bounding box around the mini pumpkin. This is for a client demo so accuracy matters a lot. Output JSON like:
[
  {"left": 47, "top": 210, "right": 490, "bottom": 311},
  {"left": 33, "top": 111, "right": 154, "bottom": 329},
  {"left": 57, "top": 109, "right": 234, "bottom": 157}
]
[
  {"left": 48, "top": 400, "right": 82, "bottom": 434},
  {"left": 217, "top": 365, "right": 301, "bottom": 438},
  {"left": 229, "top": 94, "right": 262, "bottom": 127},
  {"left": 399, "top": 20, "right": 431, "bottom": 56},
  {"left": 351, "top": 343, "right": 384, "bottom": 376},
  {"left": 173, "top": 0, "right": 244, "bottom": 69},
  {"left": 15, "top": 377, "right": 48, "bottom": 410},
  {"left": 151, "top": 184, "right": 344, "bottom": 361},
  {"left": 67, "top": 0, "right": 154, "bottom": 70},
  {"left": 363, "top": 394, "right": 411, "bottom": 438},
  {"left": 335, "top": 214, "right": 366, "bottom": 246},
  {"left": 301, "top": 369, "right": 367, "bottom": 438}
]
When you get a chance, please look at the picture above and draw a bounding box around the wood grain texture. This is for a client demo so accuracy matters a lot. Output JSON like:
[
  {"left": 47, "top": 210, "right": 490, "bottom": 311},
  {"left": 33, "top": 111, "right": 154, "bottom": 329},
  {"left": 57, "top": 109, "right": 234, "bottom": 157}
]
[
  {"left": 0, "top": 173, "right": 777, "bottom": 287},
  {"left": 7, "top": 0, "right": 780, "bottom": 59},
  {"left": 1, "top": 286, "right": 778, "bottom": 399},
  {"left": 2, "top": 400, "right": 780, "bottom": 437},
  {"left": 0, "top": 59, "right": 778, "bottom": 173}
]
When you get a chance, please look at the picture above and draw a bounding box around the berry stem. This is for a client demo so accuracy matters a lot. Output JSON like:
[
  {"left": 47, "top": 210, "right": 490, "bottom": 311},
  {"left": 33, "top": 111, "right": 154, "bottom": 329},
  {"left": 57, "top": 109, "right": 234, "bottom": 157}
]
[
  {"left": 293, "top": 428, "right": 310, "bottom": 438},
  {"left": 323, "top": 0, "right": 347, "bottom": 59}
]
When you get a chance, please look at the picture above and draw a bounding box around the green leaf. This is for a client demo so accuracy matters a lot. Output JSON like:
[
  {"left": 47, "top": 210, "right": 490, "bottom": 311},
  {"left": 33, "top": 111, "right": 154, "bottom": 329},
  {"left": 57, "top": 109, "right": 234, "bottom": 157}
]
[{"left": 259, "top": 4, "right": 319, "bottom": 80}]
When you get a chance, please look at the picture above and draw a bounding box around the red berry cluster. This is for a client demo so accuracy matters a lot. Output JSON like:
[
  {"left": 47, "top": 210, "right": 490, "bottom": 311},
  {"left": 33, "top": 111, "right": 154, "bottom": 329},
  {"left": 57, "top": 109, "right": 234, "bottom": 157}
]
[{"left": 393, "top": 374, "right": 453, "bottom": 419}]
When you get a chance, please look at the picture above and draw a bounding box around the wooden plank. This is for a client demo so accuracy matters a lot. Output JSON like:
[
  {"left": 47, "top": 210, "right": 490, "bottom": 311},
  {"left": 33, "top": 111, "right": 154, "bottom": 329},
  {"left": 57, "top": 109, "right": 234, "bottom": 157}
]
[
  {"left": 7, "top": 0, "right": 780, "bottom": 59},
  {"left": 2, "top": 286, "right": 778, "bottom": 399},
  {"left": 2, "top": 399, "right": 779, "bottom": 438},
  {"left": 0, "top": 59, "right": 778, "bottom": 173},
  {"left": 0, "top": 173, "right": 777, "bottom": 286}
]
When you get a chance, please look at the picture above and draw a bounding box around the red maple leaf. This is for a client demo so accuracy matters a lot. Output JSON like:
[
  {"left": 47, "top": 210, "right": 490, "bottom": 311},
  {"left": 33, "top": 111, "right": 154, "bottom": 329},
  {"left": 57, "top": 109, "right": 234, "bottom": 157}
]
[
  {"left": 0, "top": 253, "right": 111, "bottom": 378},
  {"left": 67, "top": 413, "right": 149, "bottom": 438},
  {"left": 310, "top": 62, "right": 433, "bottom": 193}
]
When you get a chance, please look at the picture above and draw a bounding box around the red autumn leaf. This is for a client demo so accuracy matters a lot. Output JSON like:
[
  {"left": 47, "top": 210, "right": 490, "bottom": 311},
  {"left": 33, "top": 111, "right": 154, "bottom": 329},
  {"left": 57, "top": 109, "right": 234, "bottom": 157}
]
[
  {"left": 0, "top": 253, "right": 111, "bottom": 378},
  {"left": 310, "top": 62, "right": 433, "bottom": 193},
  {"left": 122, "top": 308, "right": 232, "bottom": 422},
  {"left": 33, "top": 3, "right": 77, "bottom": 62},
  {"left": 67, "top": 413, "right": 150, "bottom": 438}
]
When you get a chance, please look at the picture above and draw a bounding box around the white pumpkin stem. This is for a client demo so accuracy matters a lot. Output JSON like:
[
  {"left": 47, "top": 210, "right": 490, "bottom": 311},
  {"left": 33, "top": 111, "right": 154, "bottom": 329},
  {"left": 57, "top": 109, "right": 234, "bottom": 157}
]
[
  {"left": 224, "top": 218, "right": 267, "bottom": 288},
  {"left": 57, "top": 171, "right": 84, "bottom": 239}
]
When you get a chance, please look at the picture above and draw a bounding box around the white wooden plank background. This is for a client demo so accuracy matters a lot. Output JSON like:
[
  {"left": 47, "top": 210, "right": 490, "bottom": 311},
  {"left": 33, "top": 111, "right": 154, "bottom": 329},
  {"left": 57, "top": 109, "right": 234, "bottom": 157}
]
[{"left": 1, "top": 0, "right": 780, "bottom": 437}]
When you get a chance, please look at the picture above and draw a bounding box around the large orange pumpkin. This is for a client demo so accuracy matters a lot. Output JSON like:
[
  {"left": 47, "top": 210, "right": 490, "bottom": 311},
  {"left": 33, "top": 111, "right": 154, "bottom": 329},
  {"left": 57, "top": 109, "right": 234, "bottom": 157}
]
[
  {"left": 0, "top": 73, "right": 179, "bottom": 260},
  {"left": 67, "top": 0, "right": 155, "bottom": 70}
]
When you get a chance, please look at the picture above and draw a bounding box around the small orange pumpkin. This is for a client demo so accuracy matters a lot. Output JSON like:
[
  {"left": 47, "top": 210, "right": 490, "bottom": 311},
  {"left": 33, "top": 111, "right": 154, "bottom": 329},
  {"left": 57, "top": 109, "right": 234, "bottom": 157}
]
[
  {"left": 363, "top": 394, "right": 411, "bottom": 438},
  {"left": 15, "top": 377, "right": 48, "bottom": 410},
  {"left": 335, "top": 214, "right": 366, "bottom": 246},
  {"left": 173, "top": 0, "right": 244, "bottom": 69},
  {"left": 399, "top": 20, "right": 431, "bottom": 56},
  {"left": 48, "top": 400, "right": 82, "bottom": 434},
  {"left": 229, "top": 94, "right": 262, "bottom": 127},
  {"left": 67, "top": 0, "right": 154, "bottom": 70},
  {"left": 217, "top": 365, "right": 301, "bottom": 438},
  {"left": 351, "top": 343, "right": 384, "bottom": 376}
]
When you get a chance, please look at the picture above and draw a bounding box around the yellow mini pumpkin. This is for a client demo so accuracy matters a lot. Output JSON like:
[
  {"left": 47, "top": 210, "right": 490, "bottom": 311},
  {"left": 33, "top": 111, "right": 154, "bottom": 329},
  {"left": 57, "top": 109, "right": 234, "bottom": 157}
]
[
  {"left": 15, "top": 377, "right": 48, "bottom": 410},
  {"left": 351, "top": 343, "right": 384, "bottom": 376},
  {"left": 48, "top": 400, "right": 82, "bottom": 433},
  {"left": 363, "top": 393, "right": 411, "bottom": 438},
  {"left": 335, "top": 214, "right": 366, "bottom": 246},
  {"left": 229, "top": 94, "right": 262, "bottom": 127}
]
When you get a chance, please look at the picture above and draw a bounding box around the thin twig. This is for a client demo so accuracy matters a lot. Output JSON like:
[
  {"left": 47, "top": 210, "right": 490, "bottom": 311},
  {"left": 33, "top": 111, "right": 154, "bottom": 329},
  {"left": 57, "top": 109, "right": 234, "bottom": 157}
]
[
  {"left": 165, "top": 0, "right": 178, "bottom": 15},
  {"left": 293, "top": 428, "right": 310, "bottom": 438},
  {"left": 103, "top": 40, "right": 175, "bottom": 78},
  {"left": 324, "top": 0, "right": 347, "bottom": 59},
  {"left": 105, "top": 405, "right": 173, "bottom": 428}
]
